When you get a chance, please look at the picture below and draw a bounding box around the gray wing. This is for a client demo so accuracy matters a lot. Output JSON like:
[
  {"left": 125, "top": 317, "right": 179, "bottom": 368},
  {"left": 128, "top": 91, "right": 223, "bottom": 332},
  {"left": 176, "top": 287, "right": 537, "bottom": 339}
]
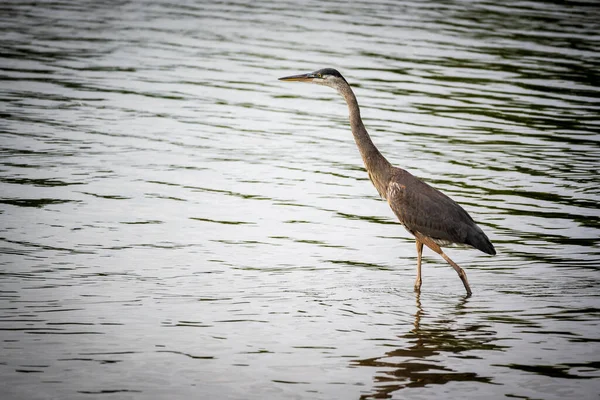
[{"left": 386, "top": 169, "right": 495, "bottom": 254}]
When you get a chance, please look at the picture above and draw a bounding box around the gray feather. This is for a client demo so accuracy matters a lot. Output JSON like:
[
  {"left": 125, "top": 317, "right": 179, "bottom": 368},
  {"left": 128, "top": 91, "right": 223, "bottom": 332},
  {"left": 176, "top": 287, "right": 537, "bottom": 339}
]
[{"left": 386, "top": 168, "right": 495, "bottom": 255}]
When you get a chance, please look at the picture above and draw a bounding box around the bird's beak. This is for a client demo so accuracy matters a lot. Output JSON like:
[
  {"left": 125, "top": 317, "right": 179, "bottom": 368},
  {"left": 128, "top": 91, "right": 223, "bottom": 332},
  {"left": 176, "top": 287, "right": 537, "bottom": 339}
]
[{"left": 278, "top": 73, "right": 315, "bottom": 82}]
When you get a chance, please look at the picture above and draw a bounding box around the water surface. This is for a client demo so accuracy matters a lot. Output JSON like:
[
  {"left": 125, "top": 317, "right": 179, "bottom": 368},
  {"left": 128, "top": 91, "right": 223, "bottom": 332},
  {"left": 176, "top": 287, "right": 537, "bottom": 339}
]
[{"left": 1, "top": 0, "right": 599, "bottom": 399}]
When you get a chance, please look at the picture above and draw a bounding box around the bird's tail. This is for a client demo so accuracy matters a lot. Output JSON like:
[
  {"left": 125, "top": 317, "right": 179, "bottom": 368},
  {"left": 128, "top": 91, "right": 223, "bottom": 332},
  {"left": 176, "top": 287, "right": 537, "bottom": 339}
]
[{"left": 466, "top": 229, "right": 496, "bottom": 255}]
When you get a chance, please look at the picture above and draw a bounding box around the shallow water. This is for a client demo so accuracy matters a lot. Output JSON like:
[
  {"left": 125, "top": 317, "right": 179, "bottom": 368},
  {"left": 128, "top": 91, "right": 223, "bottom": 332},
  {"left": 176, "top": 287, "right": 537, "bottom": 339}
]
[{"left": 1, "top": 0, "right": 600, "bottom": 399}]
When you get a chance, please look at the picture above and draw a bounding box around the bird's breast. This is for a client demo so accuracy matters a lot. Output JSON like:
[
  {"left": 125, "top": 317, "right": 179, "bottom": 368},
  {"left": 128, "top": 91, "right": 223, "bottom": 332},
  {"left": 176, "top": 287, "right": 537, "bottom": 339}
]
[{"left": 367, "top": 170, "right": 388, "bottom": 200}]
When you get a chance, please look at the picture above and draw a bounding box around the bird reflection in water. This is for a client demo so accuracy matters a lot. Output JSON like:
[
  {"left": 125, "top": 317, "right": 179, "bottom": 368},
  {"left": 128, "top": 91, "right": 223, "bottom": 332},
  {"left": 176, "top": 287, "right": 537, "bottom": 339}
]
[{"left": 354, "top": 294, "right": 503, "bottom": 399}]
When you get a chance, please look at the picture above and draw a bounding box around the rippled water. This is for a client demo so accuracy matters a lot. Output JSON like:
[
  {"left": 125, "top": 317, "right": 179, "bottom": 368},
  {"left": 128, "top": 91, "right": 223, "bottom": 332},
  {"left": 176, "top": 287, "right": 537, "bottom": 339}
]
[{"left": 1, "top": 0, "right": 600, "bottom": 399}]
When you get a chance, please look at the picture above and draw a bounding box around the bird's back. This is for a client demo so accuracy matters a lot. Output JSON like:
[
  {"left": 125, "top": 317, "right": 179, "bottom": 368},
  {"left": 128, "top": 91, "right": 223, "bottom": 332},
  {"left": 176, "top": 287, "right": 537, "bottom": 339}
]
[{"left": 386, "top": 167, "right": 495, "bottom": 255}]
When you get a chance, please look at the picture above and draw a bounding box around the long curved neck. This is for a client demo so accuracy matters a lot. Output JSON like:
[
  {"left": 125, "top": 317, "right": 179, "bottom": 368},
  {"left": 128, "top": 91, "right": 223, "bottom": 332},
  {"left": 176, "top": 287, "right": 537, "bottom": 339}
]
[{"left": 338, "top": 83, "right": 392, "bottom": 198}]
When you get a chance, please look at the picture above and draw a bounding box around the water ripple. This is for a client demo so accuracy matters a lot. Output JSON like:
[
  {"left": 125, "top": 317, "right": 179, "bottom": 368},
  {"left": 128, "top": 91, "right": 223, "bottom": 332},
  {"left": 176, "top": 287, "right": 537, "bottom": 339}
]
[{"left": 1, "top": 0, "right": 599, "bottom": 399}]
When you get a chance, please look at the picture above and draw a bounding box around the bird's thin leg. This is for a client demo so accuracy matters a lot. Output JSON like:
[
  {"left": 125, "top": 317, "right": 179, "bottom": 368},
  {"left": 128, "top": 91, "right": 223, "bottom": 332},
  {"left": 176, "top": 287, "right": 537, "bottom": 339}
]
[
  {"left": 439, "top": 251, "right": 472, "bottom": 296},
  {"left": 414, "top": 240, "right": 423, "bottom": 292},
  {"left": 412, "top": 233, "right": 472, "bottom": 296}
]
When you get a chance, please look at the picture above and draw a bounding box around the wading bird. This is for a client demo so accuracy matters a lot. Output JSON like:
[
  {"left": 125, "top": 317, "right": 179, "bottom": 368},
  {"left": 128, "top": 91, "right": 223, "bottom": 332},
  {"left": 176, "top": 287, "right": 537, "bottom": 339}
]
[{"left": 279, "top": 68, "right": 495, "bottom": 296}]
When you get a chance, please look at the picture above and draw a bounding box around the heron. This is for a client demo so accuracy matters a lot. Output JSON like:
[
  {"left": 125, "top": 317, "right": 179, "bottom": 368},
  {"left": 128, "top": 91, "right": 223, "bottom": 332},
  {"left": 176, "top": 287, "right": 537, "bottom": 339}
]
[{"left": 279, "top": 68, "right": 496, "bottom": 296}]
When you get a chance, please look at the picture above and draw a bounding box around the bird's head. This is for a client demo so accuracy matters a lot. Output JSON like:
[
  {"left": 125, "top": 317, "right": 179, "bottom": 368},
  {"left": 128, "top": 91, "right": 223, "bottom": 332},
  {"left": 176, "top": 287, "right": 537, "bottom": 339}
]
[{"left": 278, "top": 68, "right": 348, "bottom": 90}]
